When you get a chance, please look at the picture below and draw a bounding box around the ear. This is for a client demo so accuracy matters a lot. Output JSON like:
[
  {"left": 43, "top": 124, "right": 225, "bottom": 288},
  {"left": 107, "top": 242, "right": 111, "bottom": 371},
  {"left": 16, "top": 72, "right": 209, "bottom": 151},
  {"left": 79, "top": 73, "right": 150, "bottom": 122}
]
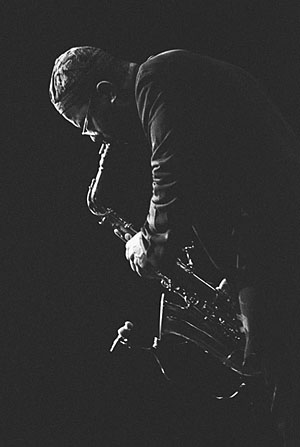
[{"left": 96, "top": 81, "right": 117, "bottom": 104}]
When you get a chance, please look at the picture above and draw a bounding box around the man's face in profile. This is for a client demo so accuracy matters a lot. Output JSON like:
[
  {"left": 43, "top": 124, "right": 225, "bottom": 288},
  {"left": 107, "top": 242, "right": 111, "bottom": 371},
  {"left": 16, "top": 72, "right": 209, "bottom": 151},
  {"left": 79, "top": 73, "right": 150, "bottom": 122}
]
[
  {"left": 60, "top": 81, "right": 144, "bottom": 146},
  {"left": 62, "top": 97, "right": 113, "bottom": 144}
]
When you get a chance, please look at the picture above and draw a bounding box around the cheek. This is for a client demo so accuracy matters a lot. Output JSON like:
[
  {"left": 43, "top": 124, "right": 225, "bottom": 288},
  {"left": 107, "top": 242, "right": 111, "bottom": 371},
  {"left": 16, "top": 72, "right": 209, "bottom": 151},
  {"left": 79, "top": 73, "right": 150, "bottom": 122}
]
[
  {"left": 91, "top": 116, "right": 102, "bottom": 131},
  {"left": 95, "top": 107, "right": 117, "bottom": 132},
  {"left": 94, "top": 105, "right": 105, "bottom": 122}
]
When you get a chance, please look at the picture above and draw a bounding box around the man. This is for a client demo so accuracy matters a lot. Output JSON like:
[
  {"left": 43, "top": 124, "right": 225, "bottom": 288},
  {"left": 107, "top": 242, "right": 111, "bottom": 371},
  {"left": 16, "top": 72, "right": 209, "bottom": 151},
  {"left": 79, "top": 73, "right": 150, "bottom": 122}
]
[{"left": 49, "top": 46, "right": 300, "bottom": 445}]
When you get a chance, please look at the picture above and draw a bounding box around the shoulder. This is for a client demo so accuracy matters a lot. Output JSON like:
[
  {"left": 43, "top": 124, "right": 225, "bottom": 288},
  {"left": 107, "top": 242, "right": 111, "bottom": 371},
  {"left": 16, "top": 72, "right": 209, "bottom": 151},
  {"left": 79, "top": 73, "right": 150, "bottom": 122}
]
[
  {"left": 136, "top": 49, "right": 206, "bottom": 83},
  {"left": 135, "top": 49, "right": 209, "bottom": 105},
  {"left": 139, "top": 49, "right": 250, "bottom": 74},
  {"left": 135, "top": 49, "right": 255, "bottom": 95},
  {"left": 135, "top": 50, "right": 184, "bottom": 88}
]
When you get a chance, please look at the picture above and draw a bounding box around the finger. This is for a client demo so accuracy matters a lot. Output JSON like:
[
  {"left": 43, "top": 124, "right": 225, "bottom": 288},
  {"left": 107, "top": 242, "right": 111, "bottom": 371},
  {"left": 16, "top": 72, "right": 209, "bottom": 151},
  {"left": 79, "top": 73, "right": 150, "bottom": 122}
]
[
  {"left": 129, "top": 256, "right": 143, "bottom": 277},
  {"left": 129, "top": 258, "right": 136, "bottom": 272},
  {"left": 125, "top": 243, "right": 132, "bottom": 260},
  {"left": 135, "top": 264, "right": 142, "bottom": 277}
]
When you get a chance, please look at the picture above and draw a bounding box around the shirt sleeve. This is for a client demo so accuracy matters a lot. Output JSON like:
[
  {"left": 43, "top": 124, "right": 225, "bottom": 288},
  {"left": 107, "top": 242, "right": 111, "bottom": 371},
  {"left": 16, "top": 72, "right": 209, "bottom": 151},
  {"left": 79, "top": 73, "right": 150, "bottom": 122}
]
[{"left": 135, "top": 65, "right": 194, "bottom": 270}]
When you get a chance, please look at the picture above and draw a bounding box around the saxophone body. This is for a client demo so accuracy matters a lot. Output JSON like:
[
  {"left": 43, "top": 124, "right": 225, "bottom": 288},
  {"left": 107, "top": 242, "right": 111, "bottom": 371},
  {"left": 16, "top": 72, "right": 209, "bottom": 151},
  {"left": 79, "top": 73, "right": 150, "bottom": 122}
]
[{"left": 87, "top": 143, "right": 260, "bottom": 380}]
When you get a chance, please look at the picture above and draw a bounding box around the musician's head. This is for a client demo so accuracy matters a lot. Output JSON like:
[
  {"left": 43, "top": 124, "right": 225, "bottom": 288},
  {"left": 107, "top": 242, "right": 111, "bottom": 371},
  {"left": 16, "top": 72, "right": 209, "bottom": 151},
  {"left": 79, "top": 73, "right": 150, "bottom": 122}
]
[{"left": 49, "top": 46, "right": 140, "bottom": 144}]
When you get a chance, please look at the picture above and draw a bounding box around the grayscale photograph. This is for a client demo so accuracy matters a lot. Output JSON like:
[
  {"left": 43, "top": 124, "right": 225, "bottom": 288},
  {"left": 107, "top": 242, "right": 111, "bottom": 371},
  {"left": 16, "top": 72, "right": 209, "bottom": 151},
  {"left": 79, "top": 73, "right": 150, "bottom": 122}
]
[{"left": 4, "top": 1, "right": 300, "bottom": 445}]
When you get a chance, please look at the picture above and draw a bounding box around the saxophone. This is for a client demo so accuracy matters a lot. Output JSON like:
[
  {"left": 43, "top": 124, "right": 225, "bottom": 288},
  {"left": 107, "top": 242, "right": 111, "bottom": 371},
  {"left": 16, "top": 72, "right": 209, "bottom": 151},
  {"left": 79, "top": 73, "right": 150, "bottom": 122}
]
[{"left": 87, "top": 142, "right": 260, "bottom": 382}]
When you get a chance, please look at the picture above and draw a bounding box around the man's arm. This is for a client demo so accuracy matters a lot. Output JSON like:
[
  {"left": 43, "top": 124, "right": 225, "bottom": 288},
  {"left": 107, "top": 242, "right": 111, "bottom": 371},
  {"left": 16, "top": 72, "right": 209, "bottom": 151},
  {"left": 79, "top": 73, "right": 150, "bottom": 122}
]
[{"left": 126, "top": 66, "right": 194, "bottom": 275}]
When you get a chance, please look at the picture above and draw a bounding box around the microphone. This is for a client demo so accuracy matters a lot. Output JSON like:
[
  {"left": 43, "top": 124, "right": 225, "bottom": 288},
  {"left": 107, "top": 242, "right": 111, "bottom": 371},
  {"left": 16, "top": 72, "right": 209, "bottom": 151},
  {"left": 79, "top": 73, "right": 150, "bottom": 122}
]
[{"left": 109, "top": 321, "right": 134, "bottom": 352}]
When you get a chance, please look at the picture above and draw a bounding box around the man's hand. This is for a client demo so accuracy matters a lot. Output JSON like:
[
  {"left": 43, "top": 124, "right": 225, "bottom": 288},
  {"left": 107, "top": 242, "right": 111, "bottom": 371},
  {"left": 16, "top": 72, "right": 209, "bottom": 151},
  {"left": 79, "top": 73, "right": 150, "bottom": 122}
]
[{"left": 125, "top": 231, "right": 156, "bottom": 278}]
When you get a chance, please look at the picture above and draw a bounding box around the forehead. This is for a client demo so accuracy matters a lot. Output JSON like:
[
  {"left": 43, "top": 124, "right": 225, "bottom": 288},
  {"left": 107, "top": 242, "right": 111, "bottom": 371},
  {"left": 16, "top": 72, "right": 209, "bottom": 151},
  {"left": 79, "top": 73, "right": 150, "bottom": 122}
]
[{"left": 61, "top": 102, "right": 89, "bottom": 128}]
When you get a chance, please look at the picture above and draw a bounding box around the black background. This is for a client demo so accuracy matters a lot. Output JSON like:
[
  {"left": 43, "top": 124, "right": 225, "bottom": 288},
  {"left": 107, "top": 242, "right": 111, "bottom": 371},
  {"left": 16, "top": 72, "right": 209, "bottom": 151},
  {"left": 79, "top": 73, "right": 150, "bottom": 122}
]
[{"left": 3, "top": 1, "right": 300, "bottom": 445}]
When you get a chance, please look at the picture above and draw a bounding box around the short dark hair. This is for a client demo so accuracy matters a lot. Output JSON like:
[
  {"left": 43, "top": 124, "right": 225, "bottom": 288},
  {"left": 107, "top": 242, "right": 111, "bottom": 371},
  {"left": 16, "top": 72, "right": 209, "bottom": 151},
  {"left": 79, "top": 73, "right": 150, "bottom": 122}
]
[{"left": 49, "top": 46, "right": 129, "bottom": 114}]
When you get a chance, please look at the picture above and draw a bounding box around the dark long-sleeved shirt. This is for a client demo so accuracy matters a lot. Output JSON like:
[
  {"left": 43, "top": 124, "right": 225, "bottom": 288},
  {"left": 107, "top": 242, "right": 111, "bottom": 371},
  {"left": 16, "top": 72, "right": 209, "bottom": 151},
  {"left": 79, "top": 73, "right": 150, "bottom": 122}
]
[{"left": 135, "top": 49, "right": 300, "bottom": 277}]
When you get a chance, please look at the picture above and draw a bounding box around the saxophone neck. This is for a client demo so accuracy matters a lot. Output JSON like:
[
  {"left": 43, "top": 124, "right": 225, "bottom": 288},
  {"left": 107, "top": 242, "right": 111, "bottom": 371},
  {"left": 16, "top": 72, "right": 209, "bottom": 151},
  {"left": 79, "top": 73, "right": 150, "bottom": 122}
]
[{"left": 86, "top": 142, "right": 112, "bottom": 216}]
